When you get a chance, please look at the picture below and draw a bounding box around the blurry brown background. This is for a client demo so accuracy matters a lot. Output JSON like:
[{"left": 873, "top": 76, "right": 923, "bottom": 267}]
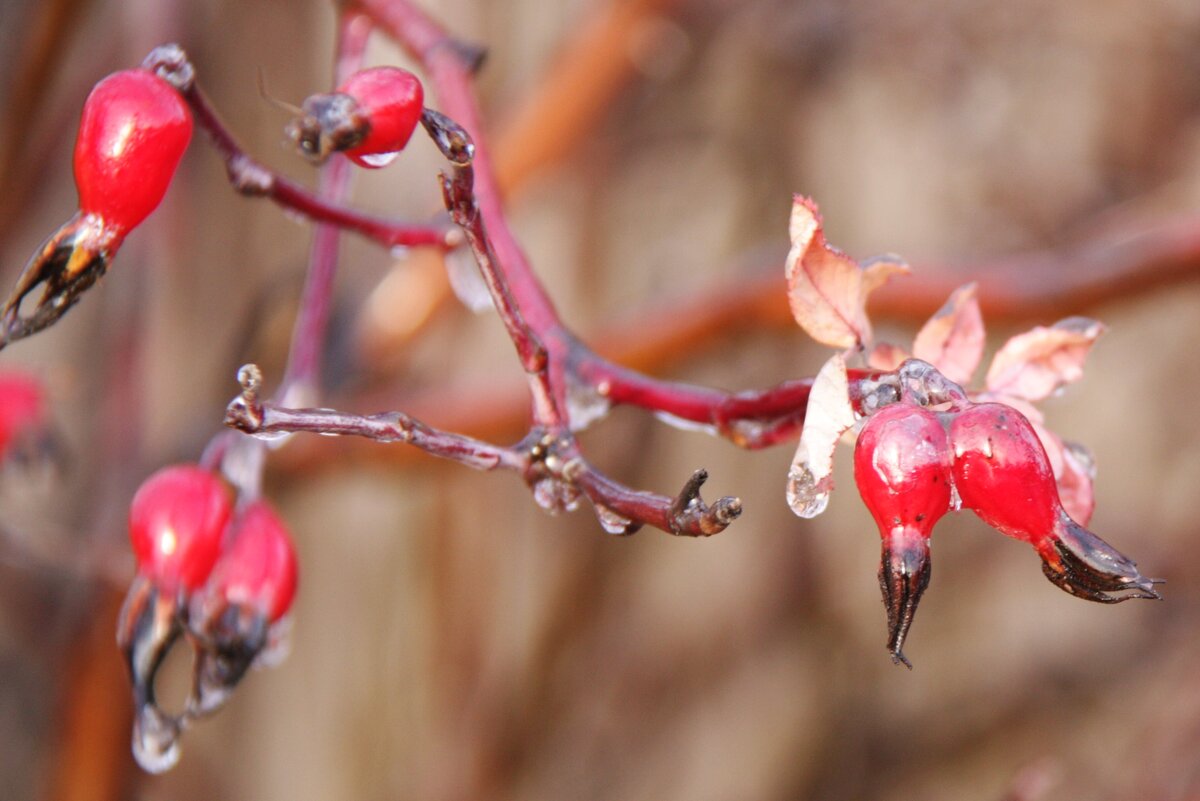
[{"left": 1, "top": 0, "right": 1200, "bottom": 800}]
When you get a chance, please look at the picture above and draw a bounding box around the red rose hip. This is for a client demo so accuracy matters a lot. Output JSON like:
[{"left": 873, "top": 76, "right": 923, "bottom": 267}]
[
  {"left": 339, "top": 66, "right": 424, "bottom": 168},
  {"left": 950, "top": 402, "right": 1161, "bottom": 602},
  {"left": 854, "top": 402, "right": 953, "bottom": 667},
  {"left": 74, "top": 69, "right": 193, "bottom": 238},
  {"left": 208, "top": 500, "right": 298, "bottom": 623},
  {"left": 129, "top": 464, "right": 232, "bottom": 593},
  {"left": 287, "top": 66, "right": 424, "bottom": 167}
]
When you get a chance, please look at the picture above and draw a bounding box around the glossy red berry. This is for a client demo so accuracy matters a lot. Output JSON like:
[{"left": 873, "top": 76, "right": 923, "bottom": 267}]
[
  {"left": 208, "top": 501, "right": 298, "bottom": 623},
  {"left": 854, "top": 402, "right": 953, "bottom": 666},
  {"left": 288, "top": 67, "right": 425, "bottom": 167},
  {"left": 129, "top": 465, "right": 232, "bottom": 593},
  {"left": 949, "top": 403, "right": 1058, "bottom": 548},
  {"left": 338, "top": 67, "right": 424, "bottom": 168},
  {"left": 0, "top": 371, "right": 45, "bottom": 458},
  {"left": 74, "top": 69, "right": 193, "bottom": 238},
  {"left": 855, "top": 403, "right": 954, "bottom": 537},
  {"left": 184, "top": 500, "right": 298, "bottom": 717},
  {"left": 950, "top": 402, "right": 1161, "bottom": 602}
]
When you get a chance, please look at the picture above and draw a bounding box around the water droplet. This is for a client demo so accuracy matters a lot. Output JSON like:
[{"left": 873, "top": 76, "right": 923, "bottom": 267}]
[
  {"left": 220, "top": 437, "right": 265, "bottom": 495},
  {"left": 595, "top": 505, "right": 633, "bottom": 535},
  {"left": 445, "top": 247, "right": 494, "bottom": 312},
  {"left": 358, "top": 150, "right": 399, "bottom": 168},
  {"left": 132, "top": 705, "right": 182, "bottom": 774},
  {"left": 250, "top": 429, "right": 293, "bottom": 445},
  {"left": 786, "top": 464, "right": 830, "bottom": 519},
  {"left": 652, "top": 411, "right": 718, "bottom": 436},
  {"left": 565, "top": 376, "right": 611, "bottom": 432},
  {"left": 727, "top": 419, "right": 767, "bottom": 446},
  {"left": 532, "top": 478, "right": 580, "bottom": 513}
]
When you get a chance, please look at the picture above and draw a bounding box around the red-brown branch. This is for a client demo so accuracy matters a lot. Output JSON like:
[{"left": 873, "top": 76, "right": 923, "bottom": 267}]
[{"left": 172, "top": 67, "right": 459, "bottom": 251}]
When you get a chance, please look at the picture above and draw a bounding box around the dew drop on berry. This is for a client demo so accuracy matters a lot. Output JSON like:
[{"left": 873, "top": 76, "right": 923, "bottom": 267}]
[
  {"left": 132, "top": 705, "right": 182, "bottom": 774},
  {"left": 357, "top": 150, "right": 400, "bottom": 168},
  {"left": 594, "top": 505, "right": 634, "bottom": 535}
]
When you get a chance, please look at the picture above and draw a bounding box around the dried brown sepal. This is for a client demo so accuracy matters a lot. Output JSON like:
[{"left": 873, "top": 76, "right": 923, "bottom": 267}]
[
  {"left": 187, "top": 603, "right": 269, "bottom": 718},
  {"left": 1040, "top": 515, "right": 1163, "bottom": 603},
  {"left": 0, "top": 214, "right": 114, "bottom": 350},
  {"left": 115, "top": 576, "right": 186, "bottom": 772},
  {"left": 879, "top": 539, "right": 931, "bottom": 669},
  {"left": 285, "top": 92, "right": 369, "bottom": 164}
]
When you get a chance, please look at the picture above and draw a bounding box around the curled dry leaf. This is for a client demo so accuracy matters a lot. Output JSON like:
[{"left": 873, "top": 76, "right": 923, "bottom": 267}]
[
  {"left": 785, "top": 196, "right": 909, "bottom": 350},
  {"left": 786, "top": 354, "right": 857, "bottom": 518},
  {"left": 911, "top": 282, "right": 985, "bottom": 386},
  {"left": 985, "top": 317, "right": 1106, "bottom": 401}
]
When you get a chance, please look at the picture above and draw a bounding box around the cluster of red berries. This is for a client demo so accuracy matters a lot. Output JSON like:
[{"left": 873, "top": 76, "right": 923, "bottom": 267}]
[
  {"left": 118, "top": 464, "right": 297, "bottom": 772},
  {"left": 854, "top": 394, "right": 1161, "bottom": 667}
]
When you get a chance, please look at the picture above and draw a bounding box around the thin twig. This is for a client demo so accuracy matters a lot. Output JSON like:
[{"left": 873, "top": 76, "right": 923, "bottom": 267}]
[
  {"left": 225, "top": 371, "right": 524, "bottom": 472},
  {"left": 281, "top": 9, "right": 373, "bottom": 398},
  {"left": 167, "top": 65, "right": 459, "bottom": 251}
]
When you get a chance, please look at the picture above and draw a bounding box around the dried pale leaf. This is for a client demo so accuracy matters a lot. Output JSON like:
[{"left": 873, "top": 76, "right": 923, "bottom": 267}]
[
  {"left": 787, "top": 354, "right": 856, "bottom": 518},
  {"left": 1058, "top": 441, "right": 1097, "bottom": 526},
  {"left": 912, "top": 283, "right": 984, "bottom": 386},
  {"left": 861, "top": 255, "right": 911, "bottom": 296},
  {"left": 785, "top": 197, "right": 905, "bottom": 350},
  {"left": 867, "top": 342, "right": 909, "bottom": 371},
  {"left": 985, "top": 317, "right": 1106, "bottom": 401}
]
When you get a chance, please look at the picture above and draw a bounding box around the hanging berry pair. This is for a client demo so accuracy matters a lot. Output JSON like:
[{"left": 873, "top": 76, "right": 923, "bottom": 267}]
[
  {"left": 854, "top": 380, "right": 1161, "bottom": 667},
  {"left": 117, "top": 464, "right": 298, "bottom": 772},
  {"left": 1, "top": 51, "right": 193, "bottom": 349}
]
